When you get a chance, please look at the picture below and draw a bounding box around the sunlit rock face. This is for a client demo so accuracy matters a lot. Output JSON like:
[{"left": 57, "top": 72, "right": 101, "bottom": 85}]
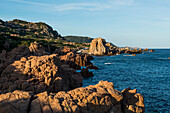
[
  {"left": 0, "top": 81, "right": 144, "bottom": 113},
  {"left": 0, "top": 54, "right": 83, "bottom": 94}
]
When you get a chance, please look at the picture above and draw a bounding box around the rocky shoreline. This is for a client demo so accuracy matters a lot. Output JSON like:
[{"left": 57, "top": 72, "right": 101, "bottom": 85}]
[
  {"left": 0, "top": 42, "right": 145, "bottom": 113},
  {"left": 0, "top": 19, "right": 145, "bottom": 113},
  {"left": 89, "top": 37, "right": 154, "bottom": 56},
  {"left": 0, "top": 81, "right": 144, "bottom": 113}
]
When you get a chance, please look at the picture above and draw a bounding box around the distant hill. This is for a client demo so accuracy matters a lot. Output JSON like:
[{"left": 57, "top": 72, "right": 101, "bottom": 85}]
[
  {"left": 64, "top": 36, "right": 93, "bottom": 43},
  {"left": 0, "top": 19, "right": 90, "bottom": 53},
  {"left": 0, "top": 19, "right": 63, "bottom": 40}
]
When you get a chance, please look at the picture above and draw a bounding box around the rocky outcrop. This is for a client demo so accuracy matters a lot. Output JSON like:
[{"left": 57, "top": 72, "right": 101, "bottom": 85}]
[
  {"left": 142, "top": 48, "right": 149, "bottom": 51},
  {"left": 0, "top": 43, "right": 50, "bottom": 74},
  {"left": 89, "top": 37, "right": 127, "bottom": 56},
  {"left": 0, "top": 54, "right": 83, "bottom": 94},
  {"left": 81, "top": 68, "right": 94, "bottom": 78},
  {"left": 29, "top": 42, "right": 49, "bottom": 56},
  {"left": 89, "top": 38, "right": 148, "bottom": 56},
  {"left": 55, "top": 46, "right": 76, "bottom": 56},
  {"left": 60, "top": 52, "right": 96, "bottom": 70},
  {"left": 0, "top": 45, "right": 30, "bottom": 74},
  {"left": 0, "top": 90, "right": 32, "bottom": 113},
  {"left": 121, "top": 87, "right": 145, "bottom": 113},
  {"left": 0, "top": 81, "right": 145, "bottom": 113},
  {"left": 149, "top": 49, "right": 155, "bottom": 52},
  {"left": 89, "top": 37, "right": 108, "bottom": 55}
]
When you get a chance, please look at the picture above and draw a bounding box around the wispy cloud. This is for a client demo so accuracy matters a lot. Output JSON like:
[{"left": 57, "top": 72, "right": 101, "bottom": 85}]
[
  {"left": 160, "top": 17, "right": 170, "bottom": 22},
  {"left": 10, "top": 0, "right": 134, "bottom": 11}
]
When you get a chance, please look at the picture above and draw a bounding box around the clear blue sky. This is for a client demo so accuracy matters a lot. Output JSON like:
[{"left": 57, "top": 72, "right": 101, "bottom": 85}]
[{"left": 1, "top": 0, "right": 170, "bottom": 48}]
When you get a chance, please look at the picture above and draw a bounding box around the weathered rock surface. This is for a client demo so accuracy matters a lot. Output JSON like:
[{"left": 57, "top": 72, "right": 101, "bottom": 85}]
[
  {"left": 89, "top": 37, "right": 108, "bottom": 55},
  {"left": 121, "top": 87, "right": 145, "bottom": 113},
  {"left": 0, "top": 90, "right": 32, "bottom": 113},
  {"left": 0, "top": 42, "right": 49, "bottom": 75},
  {"left": 60, "top": 52, "right": 96, "bottom": 70},
  {"left": 89, "top": 38, "right": 145, "bottom": 56},
  {"left": 0, "top": 45, "right": 30, "bottom": 74},
  {"left": 29, "top": 42, "right": 49, "bottom": 56},
  {"left": 0, "top": 81, "right": 145, "bottom": 113},
  {"left": 0, "top": 54, "right": 83, "bottom": 94},
  {"left": 55, "top": 46, "right": 76, "bottom": 56}
]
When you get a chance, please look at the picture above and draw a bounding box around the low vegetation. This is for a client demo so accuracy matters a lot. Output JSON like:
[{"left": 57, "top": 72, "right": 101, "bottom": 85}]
[{"left": 0, "top": 19, "right": 91, "bottom": 53}]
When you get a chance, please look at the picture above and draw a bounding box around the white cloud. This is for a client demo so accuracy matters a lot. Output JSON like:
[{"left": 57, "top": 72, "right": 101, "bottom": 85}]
[{"left": 10, "top": 0, "right": 134, "bottom": 11}]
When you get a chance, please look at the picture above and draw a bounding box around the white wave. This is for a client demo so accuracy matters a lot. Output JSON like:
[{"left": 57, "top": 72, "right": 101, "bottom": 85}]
[
  {"left": 123, "top": 55, "right": 134, "bottom": 56},
  {"left": 104, "top": 62, "right": 114, "bottom": 65}
]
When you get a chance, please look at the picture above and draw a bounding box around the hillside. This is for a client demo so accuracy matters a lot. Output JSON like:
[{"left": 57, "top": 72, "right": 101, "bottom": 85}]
[
  {"left": 0, "top": 19, "right": 89, "bottom": 53},
  {"left": 0, "top": 19, "right": 63, "bottom": 40},
  {"left": 64, "top": 36, "right": 93, "bottom": 43}
]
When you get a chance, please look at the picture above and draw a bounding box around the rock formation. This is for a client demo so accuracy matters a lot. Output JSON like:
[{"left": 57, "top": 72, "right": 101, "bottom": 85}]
[
  {"left": 55, "top": 46, "right": 76, "bottom": 56},
  {"left": 60, "top": 52, "right": 97, "bottom": 70},
  {"left": 89, "top": 37, "right": 146, "bottom": 56},
  {"left": 0, "top": 42, "right": 49, "bottom": 75},
  {"left": 0, "top": 45, "right": 30, "bottom": 74},
  {"left": 29, "top": 42, "right": 49, "bottom": 56},
  {"left": 81, "top": 68, "right": 94, "bottom": 78},
  {"left": 0, "top": 81, "right": 145, "bottom": 113},
  {"left": 89, "top": 37, "right": 108, "bottom": 55},
  {"left": 0, "top": 54, "right": 83, "bottom": 94},
  {"left": 149, "top": 49, "right": 155, "bottom": 52}
]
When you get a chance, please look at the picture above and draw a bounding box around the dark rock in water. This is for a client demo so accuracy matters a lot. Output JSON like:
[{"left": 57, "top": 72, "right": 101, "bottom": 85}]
[
  {"left": 0, "top": 81, "right": 145, "bottom": 113},
  {"left": 149, "top": 49, "right": 155, "bottom": 52},
  {"left": 87, "top": 65, "right": 99, "bottom": 70},
  {"left": 81, "top": 68, "right": 94, "bottom": 78},
  {"left": 125, "top": 49, "right": 142, "bottom": 54},
  {"left": 142, "top": 48, "right": 149, "bottom": 51}
]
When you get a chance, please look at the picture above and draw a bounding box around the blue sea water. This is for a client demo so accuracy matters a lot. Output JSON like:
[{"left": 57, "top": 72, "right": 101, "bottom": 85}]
[{"left": 83, "top": 49, "right": 170, "bottom": 113}]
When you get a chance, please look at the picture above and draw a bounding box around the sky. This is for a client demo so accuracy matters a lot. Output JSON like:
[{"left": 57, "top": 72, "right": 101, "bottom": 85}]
[{"left": 0, "top": 0, "right": 170, "bottom": 48}]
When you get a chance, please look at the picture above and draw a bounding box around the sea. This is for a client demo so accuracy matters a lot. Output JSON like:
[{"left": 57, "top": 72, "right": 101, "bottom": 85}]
[{"left": 83, "top": 49, "right": 170, "bottom": 113}]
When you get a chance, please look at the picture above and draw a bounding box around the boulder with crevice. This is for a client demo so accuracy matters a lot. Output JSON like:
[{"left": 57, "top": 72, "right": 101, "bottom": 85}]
[
  {"left": 0, "top": 81, "right": 145, "bottom": 113},
  {"left": 0, "top": 54, "right": 83, "bottom": 94}
]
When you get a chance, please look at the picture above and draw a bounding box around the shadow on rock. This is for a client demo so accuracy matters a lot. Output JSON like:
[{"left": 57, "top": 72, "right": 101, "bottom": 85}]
[{"left": 0, "top": 54, "right": 83, "bottom": 94}]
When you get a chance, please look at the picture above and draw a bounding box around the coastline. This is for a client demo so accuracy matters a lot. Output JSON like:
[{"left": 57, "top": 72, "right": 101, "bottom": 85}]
[{"left": 0, "top": 42, "right": 145, "bottom": 113}]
